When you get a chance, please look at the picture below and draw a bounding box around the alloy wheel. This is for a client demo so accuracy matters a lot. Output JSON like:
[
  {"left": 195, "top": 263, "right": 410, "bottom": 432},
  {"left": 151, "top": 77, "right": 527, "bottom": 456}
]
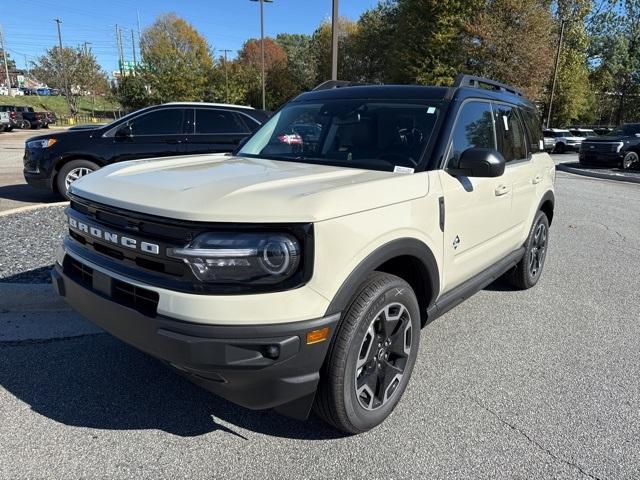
[
  {"left": 354, "top": 302, "right": 412, "bottom": 411},
  {"left": 64, "top": 167, "right": 92, "bottom": 189},
  {"left": 529, "top": 223, "right": 547, "bottom": 278}
]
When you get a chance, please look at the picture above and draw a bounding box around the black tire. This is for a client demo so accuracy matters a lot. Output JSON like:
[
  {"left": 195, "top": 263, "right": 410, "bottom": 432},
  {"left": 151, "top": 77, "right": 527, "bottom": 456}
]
[
  {"left": 314, "top": 272, "right": 421, "bottom": 434},
  {"left": 21, "top": 119, "right": 31, "bottom": 129},
  {"left": 56, "top": 159, "right": 99, "bottom": 199},
  {"left": 622, "top": 151, "right": 638, "bottom": 170},
  {"left": 504, "top": 211, "right": 550, "bottom": 290},
  {"left": 555, "top": 142, "right": 566, "bottom": 154},
  {"left": 3, "top": 126, "right": 12, "bottom": 132}
]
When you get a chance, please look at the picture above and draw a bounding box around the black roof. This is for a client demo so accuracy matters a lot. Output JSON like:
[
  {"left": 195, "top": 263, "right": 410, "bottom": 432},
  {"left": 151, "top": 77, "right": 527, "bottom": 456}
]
[{"left": 294, "top": 78, "right": 536, "bottom": 110}]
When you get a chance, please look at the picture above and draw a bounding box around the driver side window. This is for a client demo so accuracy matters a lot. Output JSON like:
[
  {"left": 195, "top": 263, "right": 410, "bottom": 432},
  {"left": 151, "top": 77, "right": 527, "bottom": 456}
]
[{"left": 446, "top": 101, "right": 496, "bottom": 168}]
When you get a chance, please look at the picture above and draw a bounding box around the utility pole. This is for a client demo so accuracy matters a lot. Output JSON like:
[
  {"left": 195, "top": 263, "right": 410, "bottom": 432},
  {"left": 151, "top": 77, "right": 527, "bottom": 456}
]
[
  {"left": 221, "top": 49, "right": 232, "bottom": 103},
  {"left": 0, "top": 25, "right": 12, "bottom": 96},
  {"left": 131, "top": 29, "right": 137, "bottom": 72},
  {"left": 331, "top": 0, "right": 339, "bottom": 81},
  {"left": 136, "top": 9, "right": 142, "bottom": 45},
  {"left": 250, "top": 0, "right": 273, "bottom": 110},
  {"left": 115, "top": 24, "right": 124, "bottom": 77},
  {"left": 547, "top": 19, "right": 566, "bottom": 128},
  {"left": 54, "top": 18, "right": 73, "bottom": 115}
]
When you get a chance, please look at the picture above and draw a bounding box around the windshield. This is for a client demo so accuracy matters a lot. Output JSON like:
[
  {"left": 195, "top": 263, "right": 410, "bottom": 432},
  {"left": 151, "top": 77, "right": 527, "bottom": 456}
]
[
  {"left": 238, "top": 99, "right": 441, "bottom": 172},
  {"left": 609, "top": 124, "right": 640, "bottom": 136}
]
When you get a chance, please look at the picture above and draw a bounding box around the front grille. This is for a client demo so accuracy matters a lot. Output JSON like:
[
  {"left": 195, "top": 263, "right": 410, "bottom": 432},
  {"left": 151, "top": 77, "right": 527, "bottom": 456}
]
[
  {"left": 581, "top": 142, "right": 619, "bottom": 153},
  {"left": 63, "top": 255, "right": 159, "bottom": 317},
  {"left": 65, "top": 256, "right": 93, "bottom": 288},
  {"left": 112, "top": 279, "right": 159, "bottom": 317}
]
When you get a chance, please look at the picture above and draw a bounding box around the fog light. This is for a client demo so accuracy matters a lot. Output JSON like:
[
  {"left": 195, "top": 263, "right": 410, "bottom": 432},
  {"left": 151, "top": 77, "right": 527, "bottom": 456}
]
[
  {"left": 306, "top": 327, "right": 330, "bottom": 345},
  {"left": 266, "top": 345, "right": 280, "bottom": 359}
]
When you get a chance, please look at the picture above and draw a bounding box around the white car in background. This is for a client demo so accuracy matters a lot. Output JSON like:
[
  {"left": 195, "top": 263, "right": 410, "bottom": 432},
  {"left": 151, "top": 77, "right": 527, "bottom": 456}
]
[{"left": 543, "top": 128, "right": 584, "bottom": 153}]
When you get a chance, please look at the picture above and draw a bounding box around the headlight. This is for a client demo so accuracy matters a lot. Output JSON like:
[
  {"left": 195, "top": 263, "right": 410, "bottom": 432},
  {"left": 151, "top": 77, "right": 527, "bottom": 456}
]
[
  {"left": 26, "top": 138, "right": 57, "bottom": 149},
  {"left": 167, "top": 232, "right": 301, "bottom": 284}
]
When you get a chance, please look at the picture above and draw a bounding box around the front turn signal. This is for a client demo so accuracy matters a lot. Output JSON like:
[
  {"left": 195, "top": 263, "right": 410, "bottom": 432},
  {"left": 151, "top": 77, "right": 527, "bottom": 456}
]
[{"left": 306, "top": 327, "right": 330, "bottom": 345}]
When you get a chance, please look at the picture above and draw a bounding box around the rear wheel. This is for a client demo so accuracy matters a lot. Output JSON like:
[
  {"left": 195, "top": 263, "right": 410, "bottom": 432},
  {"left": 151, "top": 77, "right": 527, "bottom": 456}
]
[
  {"left": 314, "top": 272, "right": 420, "bottom": 434},
  {"left": 555, "top": 142, "right": 566, "bottom": 154},
  {"left": 56, "top": 159, "right": 99, "bottom": 199},
  {"left": 3, "top": 126, "right": 12, "bottom": 132},
  {"left": 504, "top": 211, "right": 550, "bottom": 290},
  {"left": 622, "top": 151, "right": 638, "bottom": 170},
  {"left": 21, "top": 119, "right": 31, "bottom": 129}
]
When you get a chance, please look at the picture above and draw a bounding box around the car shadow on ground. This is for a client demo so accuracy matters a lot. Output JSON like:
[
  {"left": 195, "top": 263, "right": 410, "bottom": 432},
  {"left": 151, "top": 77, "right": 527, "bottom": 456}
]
[
  {"left": 0, "top": 265, "right": 54, "bottom": 283},
  {"left": 0, "top": 184, "right": 61, "bottom": 205},
  {"left": 0, "top": 333, "right": 345, "bottom": 441}
]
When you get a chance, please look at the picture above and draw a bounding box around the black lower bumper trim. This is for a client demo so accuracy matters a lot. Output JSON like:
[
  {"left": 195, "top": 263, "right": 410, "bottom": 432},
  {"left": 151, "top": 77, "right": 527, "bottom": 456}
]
[{"left": 52, "top": 264, "right": 340, "bottom": 418}]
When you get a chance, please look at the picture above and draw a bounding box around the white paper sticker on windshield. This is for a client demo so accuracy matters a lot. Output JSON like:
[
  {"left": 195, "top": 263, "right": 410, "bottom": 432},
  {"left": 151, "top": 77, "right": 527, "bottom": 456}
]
[
  {"left": 502, "top": 115, "right": 509, "bottom": 131},
  {"left": 539, "top": 140, "right": 544, "bottom": 150},
  {"left": 427, "top": 107, "right": 436, "bottom": 114},
  {"left": 394, "top": 166, "right": 414, "bottom": 174}
]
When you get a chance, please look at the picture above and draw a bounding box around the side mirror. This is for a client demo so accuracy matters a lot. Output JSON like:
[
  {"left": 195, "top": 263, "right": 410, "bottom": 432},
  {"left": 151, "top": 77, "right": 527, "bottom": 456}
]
[
  {"left": 450, "top": 147, "right": 506, "bottom": 178},
  {"left": 115, "top": 124, "right": 132, "bottom": 138}
]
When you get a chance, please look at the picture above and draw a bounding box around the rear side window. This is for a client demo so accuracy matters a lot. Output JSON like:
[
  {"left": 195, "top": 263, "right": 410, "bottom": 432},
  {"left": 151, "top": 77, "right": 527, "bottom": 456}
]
[
  {"left": 520, "top": 107, "right": 543, "bottom": 152},
  {"left": 446, "top": 101, "right": 495, "bottom": 167},
  {"left": 129, "top": 108, "right": 185, "bottom": 136},
  {"left": 195, "top": 109, "right": 249, "bottom": 134},
  {"left": 493, "top": 104, "right": 527, "bottom": 162}
]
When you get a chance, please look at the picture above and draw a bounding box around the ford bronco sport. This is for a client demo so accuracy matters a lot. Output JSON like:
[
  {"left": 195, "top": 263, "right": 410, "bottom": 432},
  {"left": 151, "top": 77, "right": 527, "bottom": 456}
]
[{"left": 52, "top": 75, "right": 555, "bottom": 434}]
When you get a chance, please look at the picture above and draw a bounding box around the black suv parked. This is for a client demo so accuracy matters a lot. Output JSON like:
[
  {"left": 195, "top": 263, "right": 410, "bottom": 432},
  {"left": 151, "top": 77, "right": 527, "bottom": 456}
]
[
  {"left": 0, "top": 105, "right": 24, "bottom": 132},
  {"left": 23, "top": 102, "right": 269, "bottom": 198},
  {"left": 580, "top": 123, "right": 640, "bottom": 170}
]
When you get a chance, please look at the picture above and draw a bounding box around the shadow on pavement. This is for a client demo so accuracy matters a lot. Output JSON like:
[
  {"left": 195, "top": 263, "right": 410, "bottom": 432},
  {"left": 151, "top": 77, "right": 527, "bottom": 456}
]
[
  {"left": 0, "top": 333, "right": 344, "bottom": 440},
  {"left": 0, "top": 265, "right": 53, "bottom": 284},
  {"left": 0, "top": 184, "right": 61, "bottom": 205}
]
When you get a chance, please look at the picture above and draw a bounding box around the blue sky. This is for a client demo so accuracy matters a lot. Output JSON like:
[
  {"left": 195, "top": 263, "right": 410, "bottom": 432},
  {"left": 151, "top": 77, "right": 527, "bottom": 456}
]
[{"left": 2, "top": 0, "right": 379, "bottom": 76}]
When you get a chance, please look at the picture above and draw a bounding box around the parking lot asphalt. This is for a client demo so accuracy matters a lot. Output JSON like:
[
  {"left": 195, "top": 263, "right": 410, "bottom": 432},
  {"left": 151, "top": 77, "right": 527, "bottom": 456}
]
[
  {"left": 0, "top": 169, "right": 639, "bottom": 479},
  {"left": 0, "top": 128, "right": 65, "bottom": 213}
]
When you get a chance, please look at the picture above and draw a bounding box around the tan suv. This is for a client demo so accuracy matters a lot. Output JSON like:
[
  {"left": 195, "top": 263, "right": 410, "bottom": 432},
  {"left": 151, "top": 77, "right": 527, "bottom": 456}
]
[{"left": 52, "top": 75, "right": 555, "bottom": 434}]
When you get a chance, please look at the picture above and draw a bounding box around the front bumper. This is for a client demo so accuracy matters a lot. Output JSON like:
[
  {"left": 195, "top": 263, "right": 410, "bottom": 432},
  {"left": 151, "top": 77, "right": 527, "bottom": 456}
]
[
  {"left": 23, "top": 148, "right": 55, "bottom": 191},
  {"left": 579, "top": 151, "right": 624, "bottom": 166},
  {"left": 51, "top": 262, "right": 339, "bottom": 419}
]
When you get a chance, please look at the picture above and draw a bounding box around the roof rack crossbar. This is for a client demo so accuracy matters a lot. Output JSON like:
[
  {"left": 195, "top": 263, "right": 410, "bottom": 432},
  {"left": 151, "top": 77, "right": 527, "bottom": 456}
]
[
  {"left": 454, "top": 74, "right": 523, "bottom": 97},
  {"left": 312, "top": 80, "right": 372, "bottom": 91}
]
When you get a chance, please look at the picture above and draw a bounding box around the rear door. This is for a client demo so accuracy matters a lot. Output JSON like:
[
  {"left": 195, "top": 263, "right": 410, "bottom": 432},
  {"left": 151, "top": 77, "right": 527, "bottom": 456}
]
[
  {"left": 184, "top": 108, "right": 252, "bottom": 155},
  {"left": 110, "top": 107, "right": 187, "bottom": 163},
  {"left": 492, "top": 102, "right": 536, "bottom": 249}
]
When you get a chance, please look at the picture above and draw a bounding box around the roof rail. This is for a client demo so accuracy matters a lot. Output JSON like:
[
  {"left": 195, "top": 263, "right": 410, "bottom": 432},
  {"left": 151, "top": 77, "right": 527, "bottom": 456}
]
[
  {"left": 312, "top": 80, "right": 371, "bottom": 91},
  {"left": 453, "top": 74, "right": 523, "bottom": 97}
]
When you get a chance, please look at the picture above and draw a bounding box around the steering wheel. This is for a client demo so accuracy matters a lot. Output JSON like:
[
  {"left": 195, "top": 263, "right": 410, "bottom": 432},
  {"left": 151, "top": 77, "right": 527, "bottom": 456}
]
[{"left": 397, "top": 127, "right": 424, "bottom": 148}]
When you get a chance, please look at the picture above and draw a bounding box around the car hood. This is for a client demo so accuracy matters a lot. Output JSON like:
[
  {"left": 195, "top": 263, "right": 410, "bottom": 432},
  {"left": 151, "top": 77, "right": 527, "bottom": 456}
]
[{"left": 69, "top": 154, "right": 429, "bottom": 223}]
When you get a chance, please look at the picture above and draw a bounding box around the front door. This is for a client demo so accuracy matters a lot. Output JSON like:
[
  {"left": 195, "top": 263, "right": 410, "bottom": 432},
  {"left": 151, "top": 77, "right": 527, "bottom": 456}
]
[
  {"left": 110, "top": 107, "right": 187, "bottom": 163},
  {"left": 438, "top": 100, "right": 514, "bottom": 291}
]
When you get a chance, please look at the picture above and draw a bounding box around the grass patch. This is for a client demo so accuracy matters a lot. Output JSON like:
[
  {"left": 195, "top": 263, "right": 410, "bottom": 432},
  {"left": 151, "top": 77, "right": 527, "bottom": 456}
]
[{"left": 0, "top": 95, "right": 122, "bottom": 120}]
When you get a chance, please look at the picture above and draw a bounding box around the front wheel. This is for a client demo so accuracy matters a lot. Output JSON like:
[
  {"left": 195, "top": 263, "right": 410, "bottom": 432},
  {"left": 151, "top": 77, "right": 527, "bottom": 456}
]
[
  {"left": 56, "top": 159, "right": 99, "bottom": 199},
  {"left": 622, "top": 151, "right": 638, "bottom": 170},
  {"left": 21, "top": 119, "right": 31, "bottom": 129},
  {"left": 314, "top": 272, "right": 421, "bottom": 434}
]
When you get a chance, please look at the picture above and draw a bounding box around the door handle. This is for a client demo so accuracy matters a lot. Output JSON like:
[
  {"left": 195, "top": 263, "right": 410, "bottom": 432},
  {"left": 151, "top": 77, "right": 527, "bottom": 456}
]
[
  {"left": 532, "top": 174, "right": 543, "bottom": 184},
  {"left": 166, "top": 139, "right": 183, "bottom": 144},
  {"left": 494, "top": 184, "right": 510, "bottom": 196}
]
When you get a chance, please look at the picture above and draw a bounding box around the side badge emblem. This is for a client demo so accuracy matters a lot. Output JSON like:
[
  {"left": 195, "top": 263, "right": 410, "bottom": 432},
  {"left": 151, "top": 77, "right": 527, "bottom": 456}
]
[{"left": 453, "top": 235, "right": 461, "bottom": 250}]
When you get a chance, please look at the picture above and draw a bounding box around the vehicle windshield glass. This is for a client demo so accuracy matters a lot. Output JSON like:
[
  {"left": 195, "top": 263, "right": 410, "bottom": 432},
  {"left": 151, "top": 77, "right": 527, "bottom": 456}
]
[
  {"left": 609, "top": 124, "right": 640, "bottom": 136},
  {"left": 238, "top": 99, "right": 441, "bottom": 172}
]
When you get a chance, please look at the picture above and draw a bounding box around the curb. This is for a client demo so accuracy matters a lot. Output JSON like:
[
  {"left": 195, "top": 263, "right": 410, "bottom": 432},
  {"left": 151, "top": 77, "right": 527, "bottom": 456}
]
[
  {"left": 0, "top": 282, "right": 71, "bottom": 312},
  {"left": 0, "top": 201, "right": 68, "bottom": 217},
  {"left": 557, "top": 163, "right": 640, "bottom": 184}
]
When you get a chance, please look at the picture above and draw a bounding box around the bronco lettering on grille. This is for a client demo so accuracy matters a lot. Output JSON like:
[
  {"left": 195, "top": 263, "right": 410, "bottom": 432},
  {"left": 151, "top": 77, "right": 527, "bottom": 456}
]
[{"left": 68, "top": 215, "right": 160, "bottom": 255}]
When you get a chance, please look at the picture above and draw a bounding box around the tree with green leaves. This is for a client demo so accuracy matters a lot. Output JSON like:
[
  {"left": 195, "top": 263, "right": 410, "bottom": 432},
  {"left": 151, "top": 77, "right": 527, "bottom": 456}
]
[
  {"left": 31, "top": 46, "right": 108, "bottom": 115},
  {"left": 547, "top": 0, "right": 593, "bottom": 126},
  {"left": 140, "top": 13, "right": 214, "bottom": 103},
  {"left": 466, "top": 0, "right": 555, "bottom": 100},
  {"left": 588, "top": 0, "right": 640, "bottom": 124}
]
